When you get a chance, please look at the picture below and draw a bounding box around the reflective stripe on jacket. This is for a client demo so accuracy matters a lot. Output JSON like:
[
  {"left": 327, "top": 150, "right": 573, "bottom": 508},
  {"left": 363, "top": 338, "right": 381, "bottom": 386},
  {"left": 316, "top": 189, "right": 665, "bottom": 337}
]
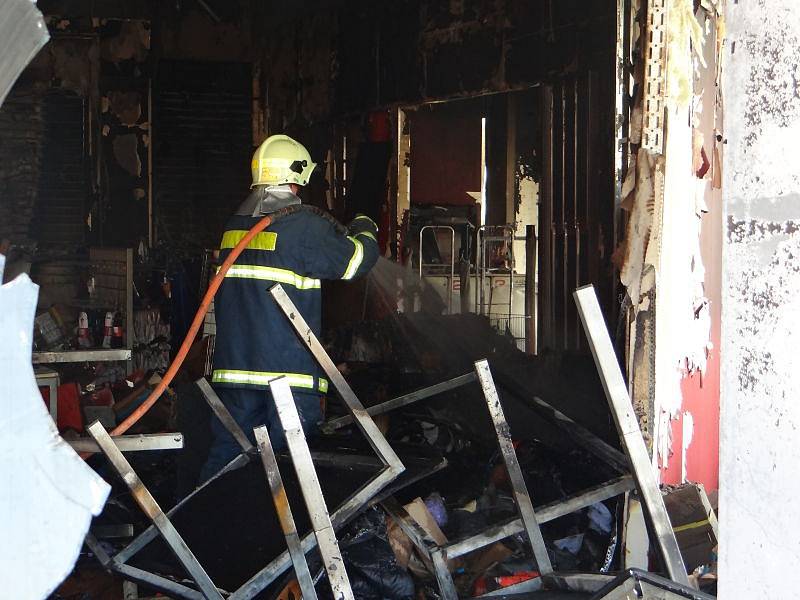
[{"left": 211, "top": 208, "right": 378, "bottom": 393}]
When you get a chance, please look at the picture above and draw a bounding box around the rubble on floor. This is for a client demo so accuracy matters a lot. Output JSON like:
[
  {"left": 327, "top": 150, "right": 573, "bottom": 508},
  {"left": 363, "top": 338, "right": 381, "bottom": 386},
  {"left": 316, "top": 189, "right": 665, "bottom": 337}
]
[{"left": 59, "top": 308, "right": 717, "bottom": 599}]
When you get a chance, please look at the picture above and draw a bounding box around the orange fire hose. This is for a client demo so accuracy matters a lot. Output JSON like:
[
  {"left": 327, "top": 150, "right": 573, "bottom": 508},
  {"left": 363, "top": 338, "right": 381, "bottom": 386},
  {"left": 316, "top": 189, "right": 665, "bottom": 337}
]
[{"left": 82, "top": 215, "right": 272, "bottom": 458}]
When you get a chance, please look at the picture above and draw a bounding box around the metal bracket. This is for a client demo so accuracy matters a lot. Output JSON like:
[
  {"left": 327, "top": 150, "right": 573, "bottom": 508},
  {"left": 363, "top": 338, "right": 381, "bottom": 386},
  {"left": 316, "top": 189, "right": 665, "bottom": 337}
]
[
  {"left": 376, "top": 360, "right": 640, "bottom": 599},
  {"left": 226, "top": 285, "right": 409, "bottom": 599},
  {"left": 95, "top": 358, "right": 406, "bottom": 600},
  {"left": 642, "top": 0, "right": 668, "bottom": 153},
  {"left": 379, "top": 497, "right": 439, "bottom": 574},
  {"left": 431, "top": 548, "right": 459, "bottom": 600},
  {"left": 442, "top": 475, "right": 635, "bottom": 559},
  {"left": 98, "top": 378, "right": 256, "bottom": 573},
  {"left": 591, "top": 568, "right": 716, "bottom": 600},
  {"left": 196, "top": 377, "right": 255, "bottom": 454}
]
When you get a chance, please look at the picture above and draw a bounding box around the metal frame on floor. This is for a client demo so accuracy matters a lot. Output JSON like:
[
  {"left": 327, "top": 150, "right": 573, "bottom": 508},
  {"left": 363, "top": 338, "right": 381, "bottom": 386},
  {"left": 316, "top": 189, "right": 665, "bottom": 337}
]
[
  {"left": 574, "top": 285, "right": 689, "bottom": 585},
  {"left": 107, "top": 380, "right": 255, "bottom": 571},
  {"left": 268, "top": 284, "right": 405, "bottom": 478},
  {"left": 85, "top": 284, "right": 688, "bottom": 599},
  {"left": 269, "top": 376, "right": 355, "bottom": 600},
  {"left": 353, "top": 287, "right": 690, "bottom": 595},
  {"left": 474, "top": 360, "right": 553, "bottom": 576},
  {"left": 69, "top": 432, "right": 185, "bottom": 453},
  {"left": 589, "top": 568, "right": 715, "bottom": 600},
  {"left": 253, "top": 423, "right": 317, "bottom": 600},
  {"left": 87, "top": 285, "right": 407, "bottom": 599},
  {"left": 86, "top": 421, "right": 225, "bottom": 600},
  {"left": 366, "top": 288, "right": 689, "bottom": 598},
  {"left": 227, "top": 285, "right": 408, "bottom": 600},
  {"left": 323, "top": 372, "right": 478, "bottom": 432},
  {"left": 380, "top": 358, "right": 637, "bottom": 599}
]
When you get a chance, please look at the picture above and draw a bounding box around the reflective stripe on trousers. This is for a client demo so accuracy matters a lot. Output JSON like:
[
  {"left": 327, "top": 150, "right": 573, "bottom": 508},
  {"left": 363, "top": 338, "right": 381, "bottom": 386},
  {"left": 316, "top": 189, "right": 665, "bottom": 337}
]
[{"left": 212, "top": 369, "right": 328, "bottom": 393}]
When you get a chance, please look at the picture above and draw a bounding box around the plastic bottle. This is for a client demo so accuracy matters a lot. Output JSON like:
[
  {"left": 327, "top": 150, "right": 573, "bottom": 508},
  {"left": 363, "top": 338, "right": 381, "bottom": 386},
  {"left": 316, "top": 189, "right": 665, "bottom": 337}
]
[
  {"left": 102, "top": 311, "right": 114, "bottom": 348},
  {"left": 77, "top": 312, "right": 91, "bottom": 348},
  {"left": 111, "top": 312, "right": 125, "bottom": 349}
]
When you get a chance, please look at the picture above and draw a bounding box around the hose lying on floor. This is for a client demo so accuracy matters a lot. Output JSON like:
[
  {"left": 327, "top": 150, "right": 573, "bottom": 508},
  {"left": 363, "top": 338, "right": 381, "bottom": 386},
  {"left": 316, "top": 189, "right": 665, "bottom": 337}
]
[{"left": 82, "top": 205, "right": 348, "bottom": 458}]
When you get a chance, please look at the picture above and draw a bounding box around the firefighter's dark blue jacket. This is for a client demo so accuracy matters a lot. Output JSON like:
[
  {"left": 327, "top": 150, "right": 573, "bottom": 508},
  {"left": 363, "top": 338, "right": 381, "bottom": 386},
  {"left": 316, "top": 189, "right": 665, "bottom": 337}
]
[{"left": 211, "top": 208, "right": 379, "bottom": 394}]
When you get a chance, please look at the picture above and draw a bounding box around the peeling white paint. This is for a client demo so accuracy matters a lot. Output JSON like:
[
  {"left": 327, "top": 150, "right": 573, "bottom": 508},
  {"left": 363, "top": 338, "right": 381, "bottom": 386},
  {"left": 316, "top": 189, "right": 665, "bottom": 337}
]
[
  {"left": 653, "top": 7, "right": 715, "bottom": 475},
  {"left": 621, "top": 5, "right": 721, "bottom": 472},
  {"left": 651, "top": 5, "right": 721, "bottom": 475},
  {"left": 681, "top": 411, "right": 694, "bottom": 483}
]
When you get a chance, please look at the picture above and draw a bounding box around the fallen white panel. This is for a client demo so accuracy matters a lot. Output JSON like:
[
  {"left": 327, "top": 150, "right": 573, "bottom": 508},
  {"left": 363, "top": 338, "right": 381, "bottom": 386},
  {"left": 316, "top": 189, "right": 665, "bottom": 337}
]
[
  {"left": 0, "top": 274, "right": 110, "bottom": 599},
  {"left": 0, "top": 0, "right": 50, "bottom": 107}
]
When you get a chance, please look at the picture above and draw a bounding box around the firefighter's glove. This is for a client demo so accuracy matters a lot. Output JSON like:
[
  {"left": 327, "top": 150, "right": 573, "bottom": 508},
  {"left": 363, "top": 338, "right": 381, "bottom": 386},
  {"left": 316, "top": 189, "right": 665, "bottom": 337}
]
[{"left": 347, "top": 214, "right": 379, "bottom": 239}]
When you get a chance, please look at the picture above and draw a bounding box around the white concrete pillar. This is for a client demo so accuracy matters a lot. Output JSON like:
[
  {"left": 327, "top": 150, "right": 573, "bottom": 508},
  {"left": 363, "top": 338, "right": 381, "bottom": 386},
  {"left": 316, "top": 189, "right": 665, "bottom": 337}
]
[{"left": 720, "top": 1, "right": 800, "bottom": 597}]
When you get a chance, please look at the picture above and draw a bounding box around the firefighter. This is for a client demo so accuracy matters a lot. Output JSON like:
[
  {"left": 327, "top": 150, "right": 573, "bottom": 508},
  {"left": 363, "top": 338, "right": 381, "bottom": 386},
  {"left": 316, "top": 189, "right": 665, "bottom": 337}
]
[{"left": 200, "top": 134, "right": 378, "bottom": 481}]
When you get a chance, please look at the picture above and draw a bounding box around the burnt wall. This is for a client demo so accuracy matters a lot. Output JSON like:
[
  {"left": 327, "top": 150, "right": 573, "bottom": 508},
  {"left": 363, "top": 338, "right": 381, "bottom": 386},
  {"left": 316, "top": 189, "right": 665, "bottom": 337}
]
[
  {"left": 0, "top": 32, "right": 98, "bottom": 257},
  {"left": 2, "top": 4, "right": 255, "bottom": 257},
  {"left": 0, "top": 19, "right": 149, "bottom": 255},
  {"left": 260, "top": 0, "right": 615, "bottom": 128},
  {"left": 3, "top": 0, "right": 614, "bottom": 274},
  {"left": 97, "top": 19, "right": 151, "bottom": 248},
  {"left": 153, "top": 60, "right": 252, "bottom": 250},
  {"left": 0, "top": 93, "right": 44, "bottom": 252}
]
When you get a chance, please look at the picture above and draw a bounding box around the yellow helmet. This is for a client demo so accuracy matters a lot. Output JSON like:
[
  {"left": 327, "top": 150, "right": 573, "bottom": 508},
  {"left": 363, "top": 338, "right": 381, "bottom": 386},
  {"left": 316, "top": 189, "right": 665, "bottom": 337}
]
[{"left": 251, "top": 134, "right": 316, "bottom": 188}]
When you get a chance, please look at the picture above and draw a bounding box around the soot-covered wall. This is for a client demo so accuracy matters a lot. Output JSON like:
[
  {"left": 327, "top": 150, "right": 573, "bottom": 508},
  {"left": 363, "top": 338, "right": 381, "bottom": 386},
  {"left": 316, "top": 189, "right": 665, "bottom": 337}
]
[
  {"left": 2, "top": 0, "right": 615, "bottom": 271},
  {"left": 259, "top": 0, "right": 615, "bottom": 127}
]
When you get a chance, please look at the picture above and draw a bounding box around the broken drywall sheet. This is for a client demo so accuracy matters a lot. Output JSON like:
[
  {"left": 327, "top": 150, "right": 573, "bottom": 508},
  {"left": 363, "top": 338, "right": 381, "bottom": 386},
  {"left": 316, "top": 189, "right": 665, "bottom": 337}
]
[
  {"left": 0, "top": 274, "right": 110, "bottom": 599},
  {"left": 0, "top": 0, "right": 50, "bottom": 106},
  {"left": 620, "top": 147, "right": 656, "bottom": 310},
  {"left": 657, "top": 6, "right": 722, "bottom": 397},
  {"left": 666, "top": 0, "right": 706, "bottom": 109}
]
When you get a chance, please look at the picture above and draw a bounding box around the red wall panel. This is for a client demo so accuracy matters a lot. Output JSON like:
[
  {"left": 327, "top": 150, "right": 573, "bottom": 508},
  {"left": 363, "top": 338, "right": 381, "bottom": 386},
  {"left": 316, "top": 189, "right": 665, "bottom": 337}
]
[{"left": 409, "top": 102, "right": 481, "bottom": 206}]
